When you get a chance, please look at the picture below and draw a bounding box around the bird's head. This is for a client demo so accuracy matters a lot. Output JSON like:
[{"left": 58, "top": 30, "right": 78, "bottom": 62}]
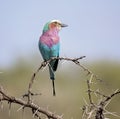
[{"left": 43, "top": 20, "right": 68, "bottom": 33}]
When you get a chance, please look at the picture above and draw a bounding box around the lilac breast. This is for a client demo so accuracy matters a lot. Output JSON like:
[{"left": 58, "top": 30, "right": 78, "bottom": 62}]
[{"left": 40, "top": 29, "right": 60, "bottom": 47}]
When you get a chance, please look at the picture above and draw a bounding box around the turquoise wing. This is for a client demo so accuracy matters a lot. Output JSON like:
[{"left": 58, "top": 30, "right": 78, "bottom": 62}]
[
  {"left": 39, "top": 42, "right": 60, "bottom": 80},
  {"left": 39, "top": 42, "right": 60, "bottom": 60}
]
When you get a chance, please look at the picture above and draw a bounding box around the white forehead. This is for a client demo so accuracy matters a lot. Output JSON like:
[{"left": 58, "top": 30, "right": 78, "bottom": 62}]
[{"left": 51, "top": 20, "right": 61, "bottom": 24}]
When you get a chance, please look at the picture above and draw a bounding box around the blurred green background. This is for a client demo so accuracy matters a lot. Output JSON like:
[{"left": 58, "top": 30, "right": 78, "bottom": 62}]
[{"left": 0, "top": 56, "right": 120, "bottom": 119}]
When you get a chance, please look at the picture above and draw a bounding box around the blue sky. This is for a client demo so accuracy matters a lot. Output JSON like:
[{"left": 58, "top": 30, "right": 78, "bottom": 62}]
[{"left": 0, "top": 0, "right": 120, "bottom": 67}]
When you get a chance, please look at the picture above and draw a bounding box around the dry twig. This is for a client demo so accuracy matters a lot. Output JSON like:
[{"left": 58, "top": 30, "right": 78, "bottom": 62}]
[
  {"left": 1, "top": 56, "right": 87, "bottom": 119},
  {"left": 0, "top": 85, "right": 63, "bottom": 119},
  {"left": 82, "top": 74, "right": 120, "bottom": 119},
  {"left": 23, "top": 56, "right": 86, "bottom": 102}
]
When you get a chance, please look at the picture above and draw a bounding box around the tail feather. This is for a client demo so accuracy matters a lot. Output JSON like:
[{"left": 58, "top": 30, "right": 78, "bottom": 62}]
[
  {"left": 49, "top": 65, "right": 56, "bottom": 96},
  {"left": 53, "top": 59, "right": 59, "bottom": 71},
  {"left": 52, "top": 80, "right": 56, "bottom": 96},
  {"left": 49, "top": 59, "right": 58, "bottom": 96},
  {"left": 49, "top": 65, "right": 55, "bottom": 80}
]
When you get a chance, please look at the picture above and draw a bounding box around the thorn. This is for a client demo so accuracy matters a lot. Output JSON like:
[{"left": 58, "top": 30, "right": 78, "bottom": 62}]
[
  {"left": 94, "top": 89, "right": 100, "bottom": 97},
  {"left": 82, "top": 97, "right": 88, "bottom": 106},
  {"left": 0, "top": 101, "right": 3, "bottom": 110},
  {"left": 33, "top": 107, "right": 40, "bottom": 118},
  {"left": 114, "top": 89, "right": 119, "bottom": 93},
  {"left": 8, "top": 102, "right": 12, "bottom": 117},
  {"left": 17, "top": 105, "right": 25, "bottom": 112},
  {"left": 22, "top": 107, "right": 25, "bottom": 119},
  {"left": 89, "top": 74, "right": 94, "bottom": 84},
  {"left": 104, "top": 100, "right": 112, "bottom": 108},
  {"left": 104, "top": 109, "right": 120, "bottom": 118}
]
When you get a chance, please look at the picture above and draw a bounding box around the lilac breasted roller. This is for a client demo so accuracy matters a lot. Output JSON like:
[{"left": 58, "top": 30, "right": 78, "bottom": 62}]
[{"left": 39, "top": 20, "right": 68, "bottom": 96}]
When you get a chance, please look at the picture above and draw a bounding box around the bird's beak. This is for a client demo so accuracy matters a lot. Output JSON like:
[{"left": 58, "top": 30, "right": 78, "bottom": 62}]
[{"left": 61, "top": 23, "right": 68, "bottom": 27}]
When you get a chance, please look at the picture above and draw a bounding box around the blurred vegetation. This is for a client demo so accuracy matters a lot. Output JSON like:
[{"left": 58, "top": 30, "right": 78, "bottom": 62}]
[{"left": 0, "top": 57, "right": 120, "bottom": 119}]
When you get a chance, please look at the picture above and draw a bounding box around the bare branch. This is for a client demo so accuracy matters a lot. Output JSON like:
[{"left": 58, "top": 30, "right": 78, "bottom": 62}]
[
  {"left": 101, "top": 89, "right": 120, "bottom": 106},
  {"left": 1, "top": 56, "right": 87, "bottom": 119},
  {"left": 0, "top": 86, "right": 63, "bottom": 119},
  {"left": 87, "top": 74, "right": 94, "bottom": 105},
  {"left": 82, "top": 73, "right": 120, "bottom": 119},
  {"left": 24, "top": 56, "right": 86, "bottom": 102}
]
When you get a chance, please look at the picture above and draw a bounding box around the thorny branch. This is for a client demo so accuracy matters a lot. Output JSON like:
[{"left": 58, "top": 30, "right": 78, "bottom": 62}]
[
  {"left": 0, "top": 85, "right": 63, "bottom": 119},
  {"left": 0, "top": 56, "right": 87, "bottom": 119},
  {"left": 0, "top": 56, "right": 120, "bottom": 119},
  {"left": 82, "top": 73, "right": 120, "bottom": 119},
  {"left": 24, "top": 56, "right": 86, "bottom": 103}
]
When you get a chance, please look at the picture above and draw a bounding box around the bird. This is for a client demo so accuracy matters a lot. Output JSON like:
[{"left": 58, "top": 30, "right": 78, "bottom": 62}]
[{"left": 38, "top": 20, "right": 68, "bottom": 96}]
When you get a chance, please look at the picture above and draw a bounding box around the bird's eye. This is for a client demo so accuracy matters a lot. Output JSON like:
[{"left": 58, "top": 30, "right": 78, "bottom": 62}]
[{"left": 54, "top": 22, "right": 57, "bottom": 24}]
